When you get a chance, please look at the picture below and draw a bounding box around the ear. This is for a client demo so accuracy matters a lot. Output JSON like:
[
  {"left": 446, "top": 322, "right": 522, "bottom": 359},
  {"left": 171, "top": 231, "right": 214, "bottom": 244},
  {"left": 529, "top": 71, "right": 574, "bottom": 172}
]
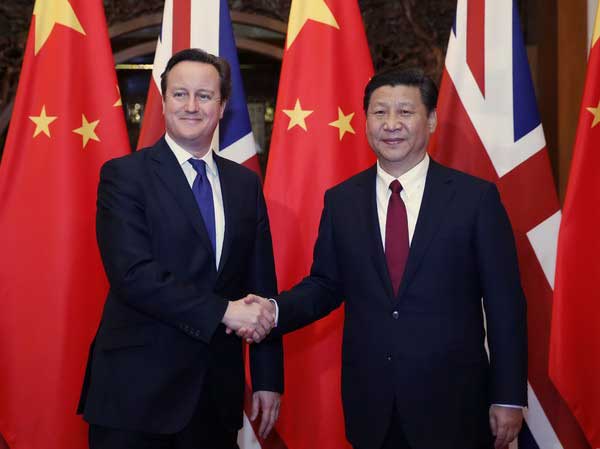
[
  {"left": 428, "top": 110, "right": 437, "bottom": 133},
  {"left": 219, "top": 100, "right": 227, "bottom": 119}
]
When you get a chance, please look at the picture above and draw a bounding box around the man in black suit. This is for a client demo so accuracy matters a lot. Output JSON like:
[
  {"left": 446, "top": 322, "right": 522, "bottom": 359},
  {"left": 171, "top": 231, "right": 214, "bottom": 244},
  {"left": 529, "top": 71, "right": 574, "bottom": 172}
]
[
  {"left": 242, "top": 69, "right": 527, "bottom": 449},
  {"left": 78, "top": 48, "right": 282, "bottom": 449}
]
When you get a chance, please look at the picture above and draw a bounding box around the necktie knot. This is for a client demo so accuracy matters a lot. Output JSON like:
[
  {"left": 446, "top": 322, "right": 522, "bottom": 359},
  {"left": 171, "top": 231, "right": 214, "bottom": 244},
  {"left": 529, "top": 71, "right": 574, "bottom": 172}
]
[
  {"left": 390, "top": 179, "right": 403, "bottom": 195},
  {"left": 189, "top": 158, "right": 207, "bottom": 177}
]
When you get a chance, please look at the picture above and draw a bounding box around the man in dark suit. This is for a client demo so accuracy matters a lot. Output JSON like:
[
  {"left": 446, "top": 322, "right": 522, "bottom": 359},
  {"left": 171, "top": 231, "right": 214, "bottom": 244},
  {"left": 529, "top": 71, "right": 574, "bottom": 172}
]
[
  {"left": 78, "top": 48, "right": 282, "bottom": 449},
  {"left": 242, "top": 69, "right": 527, "bottom": 449}
]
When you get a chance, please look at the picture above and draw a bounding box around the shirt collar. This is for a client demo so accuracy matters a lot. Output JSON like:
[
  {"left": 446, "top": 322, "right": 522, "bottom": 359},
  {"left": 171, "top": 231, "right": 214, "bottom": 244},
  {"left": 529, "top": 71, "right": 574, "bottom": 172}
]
[
  {"left": 165, "top": 133, "right": 217, "bottom": 176},
  {"left": 376, "top": 153, "right": 430, "bottom": 198}
]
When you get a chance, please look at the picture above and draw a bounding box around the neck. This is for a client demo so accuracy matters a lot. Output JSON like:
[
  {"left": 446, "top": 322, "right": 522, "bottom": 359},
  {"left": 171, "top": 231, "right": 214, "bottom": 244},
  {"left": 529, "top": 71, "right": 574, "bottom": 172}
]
[
  {"left": 185, "top": 146, "right": 210, "bottom": 159},
  {"left": 380, "top": 152, "right": 426, "bottom": 178},
  {"left": 166, "top": 132, "right": 211, "bottom": 159}
]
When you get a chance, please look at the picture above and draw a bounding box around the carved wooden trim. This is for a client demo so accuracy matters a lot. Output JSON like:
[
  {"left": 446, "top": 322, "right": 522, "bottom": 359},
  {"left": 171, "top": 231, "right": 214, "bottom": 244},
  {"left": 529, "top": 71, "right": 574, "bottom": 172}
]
[
  {"left": 108, "top": 13, "right": 163, "bottom": 38},
  {"left": 231, "top": 11, "right": 287, "bottom": 34}
]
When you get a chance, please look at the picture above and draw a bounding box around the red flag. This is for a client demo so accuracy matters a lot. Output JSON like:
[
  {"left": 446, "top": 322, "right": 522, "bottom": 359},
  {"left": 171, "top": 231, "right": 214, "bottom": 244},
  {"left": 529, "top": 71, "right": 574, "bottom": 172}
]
[
  {"left": 430, "top": 1, "right": 590, "bottom": 448},
  {"left": 264, "top": 1, "right": 374, "bottom": 447},
  {"left": 0, "top": 1, "right": 130, "bottom": 448},
  {"left": 549, "top": 3, "right": 600, "bottom": 447}
]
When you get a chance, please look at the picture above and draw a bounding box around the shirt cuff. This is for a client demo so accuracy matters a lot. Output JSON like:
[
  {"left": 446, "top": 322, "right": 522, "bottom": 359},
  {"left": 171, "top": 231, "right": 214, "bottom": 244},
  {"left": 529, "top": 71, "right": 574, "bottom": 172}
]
[
  {"left": 492, "top": 404, "right": 525, "bottom": 409},
  {"left": 268, "top": 298, "right": 279, "bottom": 327}
]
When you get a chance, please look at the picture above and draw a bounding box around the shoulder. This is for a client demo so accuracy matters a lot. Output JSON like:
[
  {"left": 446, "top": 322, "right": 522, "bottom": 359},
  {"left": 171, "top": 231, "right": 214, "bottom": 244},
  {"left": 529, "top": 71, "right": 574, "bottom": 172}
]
[
  {"left": 215, "top": 154, "right": 261, "bottom": 186},
  {"left": 101, "top": 140, "right": 162, "bottom": 175},
  {"left": 429, "top": 158, "right": 496, "bottom": 194},
  {"left": 324, "top": 165, "right": 377, "bottom": 199}
]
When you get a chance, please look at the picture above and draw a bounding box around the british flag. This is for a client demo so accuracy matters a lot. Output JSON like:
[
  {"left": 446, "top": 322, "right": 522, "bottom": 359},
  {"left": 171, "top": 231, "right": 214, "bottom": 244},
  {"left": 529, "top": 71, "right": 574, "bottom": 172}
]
[
  {"left": 137, "top": 0, "right": 260, "bottom": 174},
  {"left": 430, "top": 1, "right": 590, "bottom": 448}
]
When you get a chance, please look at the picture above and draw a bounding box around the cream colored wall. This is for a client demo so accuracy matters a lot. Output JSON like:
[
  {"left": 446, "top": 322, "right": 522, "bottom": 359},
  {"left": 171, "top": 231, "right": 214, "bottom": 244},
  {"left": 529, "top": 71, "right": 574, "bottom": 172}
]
[{"left": 589, "top": 0, "right": 598, "bottom": 52}]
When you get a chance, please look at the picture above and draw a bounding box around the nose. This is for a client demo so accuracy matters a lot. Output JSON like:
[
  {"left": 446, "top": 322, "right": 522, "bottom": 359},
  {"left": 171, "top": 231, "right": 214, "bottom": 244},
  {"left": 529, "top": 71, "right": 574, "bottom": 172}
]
[
  {"left": 184, "top": 95, "right": 199, "bottom": 112},
  {"left": 383, "top": 112, "right": 402, "bottom": 131}
]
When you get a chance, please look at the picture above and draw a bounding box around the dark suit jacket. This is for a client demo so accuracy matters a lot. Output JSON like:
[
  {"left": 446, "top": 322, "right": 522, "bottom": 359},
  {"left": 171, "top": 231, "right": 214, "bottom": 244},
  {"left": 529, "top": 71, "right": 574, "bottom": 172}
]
[
  {"left": 78, "top": 137, "right": 283, "bottom": 434},
  {"left": 275, "top": 159, "right": 527, "bottom": 449}
]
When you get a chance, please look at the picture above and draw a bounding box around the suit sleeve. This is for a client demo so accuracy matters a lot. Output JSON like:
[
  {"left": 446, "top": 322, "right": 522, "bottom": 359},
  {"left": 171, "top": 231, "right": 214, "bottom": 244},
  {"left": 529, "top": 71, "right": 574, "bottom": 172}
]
[
  {"left": 96, "top": 159, "right": 228, "bottom": 344},
  {"left": 248, "top": 177, "right": 284, "bottom": 393},
  {"left": 476, "top": 184, "right": 528, "bottom": 406},
  {"left": 275, "top": 190, "right": 345, "bottom": 334}
]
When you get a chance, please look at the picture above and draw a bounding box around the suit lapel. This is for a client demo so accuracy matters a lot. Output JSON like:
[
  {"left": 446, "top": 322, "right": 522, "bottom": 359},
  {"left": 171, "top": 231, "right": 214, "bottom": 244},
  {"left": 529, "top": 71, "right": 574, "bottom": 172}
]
[
  {"left": 214, "top": 155, "right": 233, "bottom": 276},
  {"left": 149, "top": 138, "right": 215, "bottom": 254},
  {"left": 398, "top": 159, "right": 455, "bottom": 298},
  {"left": 354, "top": 166, "right": 395, "bottom": 299}
]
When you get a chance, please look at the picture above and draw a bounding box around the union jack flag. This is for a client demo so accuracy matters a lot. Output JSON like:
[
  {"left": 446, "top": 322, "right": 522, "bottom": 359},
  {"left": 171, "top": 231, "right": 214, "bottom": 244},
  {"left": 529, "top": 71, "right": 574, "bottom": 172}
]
[
  {"left": 138, "top": 0, "right": 260, "bottom": 174},
  {"left": 430, "top": 1, "right": 590, "bottom": 448}
]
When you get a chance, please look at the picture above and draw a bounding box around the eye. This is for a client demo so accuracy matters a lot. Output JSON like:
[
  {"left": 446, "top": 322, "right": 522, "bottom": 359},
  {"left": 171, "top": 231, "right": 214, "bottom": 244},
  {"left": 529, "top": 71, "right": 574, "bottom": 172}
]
[
  {"left": 197, "top": 93, "right": 212, "bottom": 102},
  {"left": 172, "top": 91, "right": 187, "bottom": 99},
  {"left": 400, "top": 109, "right": 414, "bottom": 116}
]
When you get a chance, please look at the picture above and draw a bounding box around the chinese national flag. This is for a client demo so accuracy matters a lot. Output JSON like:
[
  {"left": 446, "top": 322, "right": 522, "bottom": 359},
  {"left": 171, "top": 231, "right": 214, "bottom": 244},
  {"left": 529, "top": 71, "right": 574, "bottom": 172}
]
[
  {"left": 263, "top": 0, "right": 374, "bottom": 448},
  {"left": 0, "top": 1, "right": 130, "bottom": 448},
  {"left": 549, "top": 3, "right": 600, "bottom": 447}
]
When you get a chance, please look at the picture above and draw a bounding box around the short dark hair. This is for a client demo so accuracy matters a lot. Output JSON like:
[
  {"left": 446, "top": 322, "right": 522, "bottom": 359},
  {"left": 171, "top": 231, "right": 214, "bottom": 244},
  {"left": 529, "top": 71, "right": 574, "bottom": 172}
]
[
  {"left": 363, "top": 68, "right": 438, "bottom": 114},
  {"left": 160, "top": 48, "right": 231, "bottom": 103}
]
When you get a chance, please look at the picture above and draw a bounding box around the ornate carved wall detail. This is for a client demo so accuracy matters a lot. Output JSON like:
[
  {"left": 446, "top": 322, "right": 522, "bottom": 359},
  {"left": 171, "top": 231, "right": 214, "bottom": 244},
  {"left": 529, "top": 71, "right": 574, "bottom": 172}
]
[
  {"left": 360, "top": 0, "right": 456, "bottom": 82},
  {"left": 0, "top": 0, "right": 31, "bottom": 114},
  {"left": 103, "top": 0, "right": 163, "bottom": 26},
  {"left": 229, "top": 0, "right": 289, "bottom": 22}
]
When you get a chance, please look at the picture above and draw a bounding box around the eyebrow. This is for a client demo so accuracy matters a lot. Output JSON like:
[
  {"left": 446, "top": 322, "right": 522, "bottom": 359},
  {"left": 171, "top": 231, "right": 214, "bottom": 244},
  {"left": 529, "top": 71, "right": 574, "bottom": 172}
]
[{"left": 371, "top": 100, "right": 416, "bottom": 108}]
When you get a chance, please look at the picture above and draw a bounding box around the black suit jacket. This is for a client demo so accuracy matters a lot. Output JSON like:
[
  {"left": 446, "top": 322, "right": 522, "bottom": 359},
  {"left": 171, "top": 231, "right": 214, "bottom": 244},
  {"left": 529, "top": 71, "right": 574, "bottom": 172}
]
[
  {"left": 78, "top": 137, "right": 283, "bottom": 434},
  {"left": 276, "top": 159, "right": 527, "bottom": 449}
]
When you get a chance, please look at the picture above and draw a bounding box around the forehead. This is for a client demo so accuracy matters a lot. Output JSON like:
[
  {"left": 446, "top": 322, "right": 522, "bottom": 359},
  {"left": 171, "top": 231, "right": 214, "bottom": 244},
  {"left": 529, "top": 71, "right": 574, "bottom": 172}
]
[
  {"left": 369, "top": 84, "right": 424, "bottom": 108},
  {"left": 166, "top": 61, "right": 220, "bottom": 89}
]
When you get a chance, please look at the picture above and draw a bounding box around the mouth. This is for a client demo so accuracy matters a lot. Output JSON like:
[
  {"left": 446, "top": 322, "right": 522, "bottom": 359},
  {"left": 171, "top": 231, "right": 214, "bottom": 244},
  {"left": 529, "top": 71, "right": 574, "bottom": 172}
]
[
  {"left": 179, "top": 116, "right": 202, "bottom": 123},
  {"left": 381, "top": 137, "right": 405, "bottom": 145}
]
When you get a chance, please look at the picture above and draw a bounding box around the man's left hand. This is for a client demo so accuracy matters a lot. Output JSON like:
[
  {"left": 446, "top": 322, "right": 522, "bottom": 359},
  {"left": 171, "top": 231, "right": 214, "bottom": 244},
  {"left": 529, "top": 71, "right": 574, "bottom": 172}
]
[
  {"left": 489, "top": 405, "right": 523, "bottom": 449},
  {"left": 251, "top": 390, "right": 281, "bottom": 439}
]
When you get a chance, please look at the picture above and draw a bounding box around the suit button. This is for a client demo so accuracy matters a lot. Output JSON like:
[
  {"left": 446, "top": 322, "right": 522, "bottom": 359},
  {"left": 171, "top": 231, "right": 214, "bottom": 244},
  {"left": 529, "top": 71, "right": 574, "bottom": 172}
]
[
  {"left": 386, "top": 355, "right": 392, "bottom": 361},
  {"left": 392, "top": 311, "right": 399, "bottom": 319}
]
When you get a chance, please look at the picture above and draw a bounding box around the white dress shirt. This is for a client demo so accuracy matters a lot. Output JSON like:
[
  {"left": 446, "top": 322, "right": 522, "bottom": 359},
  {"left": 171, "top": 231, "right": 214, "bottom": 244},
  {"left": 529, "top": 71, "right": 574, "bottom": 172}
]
[
  {"left": 376, "top": 154, "right": 429, "bottom": 246},
  {"left": 165, "top": 133, "right": 225, "bottom": 269}
]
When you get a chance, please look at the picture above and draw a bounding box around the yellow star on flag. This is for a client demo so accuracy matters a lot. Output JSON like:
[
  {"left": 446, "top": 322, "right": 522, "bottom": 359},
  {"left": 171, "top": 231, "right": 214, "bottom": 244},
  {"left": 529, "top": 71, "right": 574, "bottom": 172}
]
[
  {"left": 73, "top": 114, "right": 100, "bottom": 148},
  {"left": 286, "top": 0, "right": 339, "bottom": 49},
  {"left": 33, "top": 0, "right": 85, "bottom": 55},
  {"left": 29, "top": 105, "right": 58, "bottom": 138},
  {"left": 282, "top": 99, "right": 314, "bottom": 131},
  {"left": 329, "top": 107, "right": 356, "bottom": 140},
  {"left": 587, "top": 100, "right": 600, "bottom": 128},
  {"left": 113, "top": 84, "right": 123, "bottom": 107}
]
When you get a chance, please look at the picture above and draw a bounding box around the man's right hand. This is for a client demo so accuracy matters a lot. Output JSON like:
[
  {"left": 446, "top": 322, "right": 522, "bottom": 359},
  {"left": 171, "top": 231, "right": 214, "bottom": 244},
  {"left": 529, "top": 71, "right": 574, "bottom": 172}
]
[{"left": 222, "top": 297, "right": 275, "bottom": 343}]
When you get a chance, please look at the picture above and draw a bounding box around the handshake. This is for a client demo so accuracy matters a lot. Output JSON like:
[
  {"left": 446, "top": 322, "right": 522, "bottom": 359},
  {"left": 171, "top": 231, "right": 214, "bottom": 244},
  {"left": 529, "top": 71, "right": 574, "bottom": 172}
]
[{"left": 222, "top": 294, "right": 275, "bottom": 343}]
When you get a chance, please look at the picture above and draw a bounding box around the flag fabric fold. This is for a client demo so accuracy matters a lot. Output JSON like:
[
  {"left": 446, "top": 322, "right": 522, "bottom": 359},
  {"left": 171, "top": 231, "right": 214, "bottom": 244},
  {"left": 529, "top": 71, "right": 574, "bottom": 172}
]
[
  {"left": 264, "top": 1, "right": 375, "bottom": 447},
  {"left": 0, "top": 1, "right": 130, "bottom": 448},
  {"left": 549, "top": 3, "right": 600, "bottom": 447},
  {"left": 430, "top": 1, "right": 590, "bottom": 448}
]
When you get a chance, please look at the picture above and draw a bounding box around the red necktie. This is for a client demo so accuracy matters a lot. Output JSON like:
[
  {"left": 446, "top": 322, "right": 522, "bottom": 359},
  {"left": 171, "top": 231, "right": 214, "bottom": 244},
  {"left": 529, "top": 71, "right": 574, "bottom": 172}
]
[{"left": 385, "top": 180, "right": 409, "bottom": 296}]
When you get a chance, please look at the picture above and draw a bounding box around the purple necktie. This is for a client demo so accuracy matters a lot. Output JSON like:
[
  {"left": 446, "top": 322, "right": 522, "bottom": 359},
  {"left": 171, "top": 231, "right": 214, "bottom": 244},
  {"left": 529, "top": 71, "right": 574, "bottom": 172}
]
[
  {"left": 188, "top": 159, "right": 216, "bottom": 253},
  {"left": 385, "top": 180, "right": 409, "bottom": 296}
]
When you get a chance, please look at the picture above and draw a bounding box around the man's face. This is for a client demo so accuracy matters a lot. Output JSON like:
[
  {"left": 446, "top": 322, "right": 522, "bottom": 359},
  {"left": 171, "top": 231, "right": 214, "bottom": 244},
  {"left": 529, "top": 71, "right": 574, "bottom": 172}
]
[
  {"left": 162, "top": 61, "right": 226, "bottom": 154},
  {"left": 366, "top": 84, "right": 436, "bottom": 176}
]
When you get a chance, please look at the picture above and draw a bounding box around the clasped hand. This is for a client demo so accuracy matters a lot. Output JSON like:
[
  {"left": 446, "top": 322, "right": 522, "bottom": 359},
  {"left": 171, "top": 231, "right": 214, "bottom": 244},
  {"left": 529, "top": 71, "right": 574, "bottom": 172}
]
[{"left": 222, "top": 294, "right": 274, "bottom": 343}]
